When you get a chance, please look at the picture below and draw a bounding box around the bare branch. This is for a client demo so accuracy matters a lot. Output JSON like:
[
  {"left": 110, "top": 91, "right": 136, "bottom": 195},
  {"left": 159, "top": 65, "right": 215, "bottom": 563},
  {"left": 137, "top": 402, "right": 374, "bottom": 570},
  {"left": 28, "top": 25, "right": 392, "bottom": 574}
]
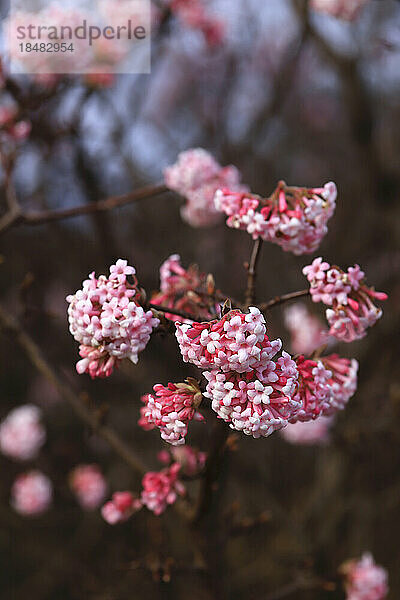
[
  {"left": 258, "top": 289, "right": 310, "bottom": 311},
  {"left": 245, "top": 238, "right": 263, "bottom": 307}
]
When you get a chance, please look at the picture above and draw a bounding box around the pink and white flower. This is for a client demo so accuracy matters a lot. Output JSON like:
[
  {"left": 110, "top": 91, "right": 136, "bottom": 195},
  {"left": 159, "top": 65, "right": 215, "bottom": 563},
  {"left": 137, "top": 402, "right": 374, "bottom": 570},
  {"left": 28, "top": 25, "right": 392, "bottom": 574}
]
[
  {"left": 141, "top": 463, "right": 185, "bottom": 515},
  {"left": 321, "top": 354, "right": 358, "bottom": 414},
  {"left": 281, "top": 415, "right": 334, "bottom": 445},
  {"left": 101, "top": 491, "right": 142, "bottom": 524},
  {"left": 342, "top": 553, "right": 388, "bottom": 600},
  {"left": 284, "top": 302, "right": 329, "bottom": 355},
  {"left": 11, "top": 471, "right": 52, "bottom": 516},
  {"left": 170, "top": 0, "right": 225, "bottom": 47},
  {"left": 69, "top": 464, "right": 107, "bottom": 510},
  {"left": 66, "top": 259, "right": 159, "bottom": 378},
  {"left": 0, "top": 404, "right": 45, "bottom": 461},
  {"left": 303, "top": 258, "right": 387, "bottom": 342}
]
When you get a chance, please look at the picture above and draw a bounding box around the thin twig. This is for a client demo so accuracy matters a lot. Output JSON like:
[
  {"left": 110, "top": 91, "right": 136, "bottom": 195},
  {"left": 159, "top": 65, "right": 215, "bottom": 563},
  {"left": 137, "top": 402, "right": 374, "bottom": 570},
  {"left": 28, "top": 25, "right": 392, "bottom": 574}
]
[
  {"left": 0, "top": 303, "right": 147, "bottom": 477},
  {"left": 149, "top": 303, "right": 214, "bottom": 322},
  {"left": 245, "top": 238, "right": 263, "bottom": 307},
  {"left": 258, "top": 289, "right": 310, "bottom": 311}
]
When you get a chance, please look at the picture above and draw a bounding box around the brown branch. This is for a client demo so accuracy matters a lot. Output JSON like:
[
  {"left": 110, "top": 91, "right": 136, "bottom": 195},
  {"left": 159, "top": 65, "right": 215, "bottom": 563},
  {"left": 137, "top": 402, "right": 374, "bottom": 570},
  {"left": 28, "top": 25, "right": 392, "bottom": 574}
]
[
  {"left": 245, "top": 238, "right": 263, "bottom": 307},
  {"left": 258, "top": 289, "right": 310, "bottom": 311},
  {"left": 0, "top": 182, "right": 168, "bottom": 234},
  {"left": 0, "top": 303, "right": 147, "bottom": 477},
  {"left": 149, "top": 303, "right": 214, "bottom": 323}
]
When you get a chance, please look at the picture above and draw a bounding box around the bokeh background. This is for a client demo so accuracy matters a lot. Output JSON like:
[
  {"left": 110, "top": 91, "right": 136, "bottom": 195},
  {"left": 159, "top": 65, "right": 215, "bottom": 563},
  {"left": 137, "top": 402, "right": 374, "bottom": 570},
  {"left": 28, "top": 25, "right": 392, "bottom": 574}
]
[{"left": 0, "top": 0, "right": 399, "bottom": 598}]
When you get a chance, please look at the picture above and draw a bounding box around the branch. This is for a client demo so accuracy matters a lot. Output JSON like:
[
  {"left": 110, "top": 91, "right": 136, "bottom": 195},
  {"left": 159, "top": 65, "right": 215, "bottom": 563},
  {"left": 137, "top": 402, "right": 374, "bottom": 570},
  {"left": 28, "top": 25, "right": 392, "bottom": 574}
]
[
  {"left": 0, "top": 303, "right": 147, "bottom": 477},
  {"left": 245, "top": 238, "right": 263, "bottom": 307},
  {"left": 0, "top": 182, "right": 168, "bottom": 234},
  {"left": 149, "top": 303, "right": 214, "bottom": 323},
  {"left": 258, "top": 289, "right": 310, "bottom": 311}
]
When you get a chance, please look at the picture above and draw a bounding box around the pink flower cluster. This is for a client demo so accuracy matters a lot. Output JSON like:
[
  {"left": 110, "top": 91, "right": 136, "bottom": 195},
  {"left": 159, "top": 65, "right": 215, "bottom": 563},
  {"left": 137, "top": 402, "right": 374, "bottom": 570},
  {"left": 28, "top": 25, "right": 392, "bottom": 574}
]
[
  {"left": 281, "top": 415, "right": 334, "bottom": 445},
  {"left": 151, "top": 254, "right": 215, "bottom": 322},
  {"left": 342, "top": 553, "right": 388, "bottom": 600},
  {"left": 284, "top": 302, "right": 329, "bottom": 355},
  {"left": 141, "top": 463, "right": 185, "bottom": 515},
  {"left": 139, "top": 378, "right": 204, "bottom": 445},
  {"left": 67, "top": 260, "right": 159, "bottom": 378},
  {"left": 0, "top": 404, "right": 46, "bottom": 461},
  {"left": 102, "top": 491, "right": 142, "bottom": 524},
  {"left": 215, "top": 180, "right": 337, "bottom": 255},
  {"left": 69, "top": 464, "right": 107, "bottom": 510},
  {"left": 0, "top": 103, "right": 31, "bottom": 144},
  {"left": 11, "top": 470, "right": 52, "bottom": 516},
  {"left": 303, "top": 258, "right": 387, "bottom": 342},
  {"left": 310, "top": 0, "right": 368, "bottom": 21},
  {"left": 170, "top": 0, "right": 225, "bottom": 47},
  {"left": 158, "top": 445, "right": 206, "bottom": 476},
  {"left": 321, "top": 354, "right": 359, "bottom": 414},
  {"left": 164, "top": 148, "right": 246, "bottom": 227}
]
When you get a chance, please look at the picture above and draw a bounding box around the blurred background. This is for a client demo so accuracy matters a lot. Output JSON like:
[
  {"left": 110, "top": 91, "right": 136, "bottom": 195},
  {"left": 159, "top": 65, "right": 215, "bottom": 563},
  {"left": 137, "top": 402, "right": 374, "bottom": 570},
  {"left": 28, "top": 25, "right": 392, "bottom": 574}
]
[{"left": 0, "top": 0, "right": 399, "bottom": 598}]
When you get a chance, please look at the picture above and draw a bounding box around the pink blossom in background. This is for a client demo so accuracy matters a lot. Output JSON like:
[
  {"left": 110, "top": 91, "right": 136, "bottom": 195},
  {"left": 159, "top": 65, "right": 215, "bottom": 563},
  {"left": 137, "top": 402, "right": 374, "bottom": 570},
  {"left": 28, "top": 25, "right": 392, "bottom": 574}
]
[
  {"left": 11, "top": 471, "right": 52, "bottom": 516},
  {"left": 164, "top": 148, "right": 247, "bottom": 227},
  {"left": 157, "top": 445, "right": 207, "bottom": 476},
  {"left": 139, "top": 378, "right": 204, "bottom": 445},
  {"left": 284, "top": 302, "right": 329, "bottom": 355},
  {"left": 151, "top": 254, "right": 216, "bottom": 322},
  {"left": 215, "top": 180, "right": 337, "bottom": 255},
  {"left": 69, "top": 464, "right": 107, "bottom": 510},
  {"left": 141, "top": 463, "right": 185, "bottom": 515},
  {"left": 310, "top": 0, "right": 369, "bottom": 21},
  {"left": 342, "top": 553, "right": 388, "bottom": 600},
  {"left": 281, "top": 415, "right": 335, "bottom": 445},
  {"left": 0, "top": 405, "right": 45, "bottom": 461},
  {"left": 101, "top": 491, "right": 142, "bottom": 524},
  {"left": 0, "top": 103, "right": 31, "bottom": 144},
  {"left": 170, "top": 0, "right": 225, "bottom": 47},
  {"left": 303, "top": 258, "right": 387, "bottom": 342},
  {"left": 66, "top": 259, "right": 159, "bottom": 378}
]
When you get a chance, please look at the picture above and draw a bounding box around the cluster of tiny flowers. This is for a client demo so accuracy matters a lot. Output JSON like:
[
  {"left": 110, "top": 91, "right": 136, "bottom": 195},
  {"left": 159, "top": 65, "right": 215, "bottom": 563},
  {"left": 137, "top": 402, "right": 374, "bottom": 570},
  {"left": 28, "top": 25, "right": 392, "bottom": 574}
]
[
  {"left": 66, "top": 260, "right": 159, "bottom": 378},
  {"left": 151, "top": 254, "right": 215, "bottom": 322},
  {"left": 303, "top": 258, "right": 387, "bottom": 342},
  {"left": 215, "top": 180, "right": 337, "bottom": 255},
  {"left": 139, "top": 379, "right": 204, "bottom": 445},
  {"left": 281, "top": 415, "right": 335, "bottom": 445},
  {"left": 0, "top": 404, "right": 46, "bottom": 461},
  {"left": 310, "top": 0, "right": 368, "bottom": 20},
  {"left": 284, "top": 302, "right": 329, "bottom": 355},
  {"left": 158, "top": 445, "right": 207, "bottom": 476},
  {"left": 11, "top": 470, "right": 53, "bottom": 516},
  {"left": 0, "top": 103, "right": 31, "bottom": 144},
  {"left": 101, "top": 491, "right": 142, "bottom": 524},
  {"left": 342, "top": 553, "right": 388, "bottom": 600},
  {"left": 69, "top": 464, "right": 107, "bottom": 510},
  {"left": 170, "top": 0, "right": 225, "bottom": 46},
  {"left": 141, "top": 463, "right": 185, "bottom": 515},
  {"left": 164, "top": 148, "right": 246, "bottom": 227},
  {"left": 320, "top": 354, "right": 359, "bottom": 414}
]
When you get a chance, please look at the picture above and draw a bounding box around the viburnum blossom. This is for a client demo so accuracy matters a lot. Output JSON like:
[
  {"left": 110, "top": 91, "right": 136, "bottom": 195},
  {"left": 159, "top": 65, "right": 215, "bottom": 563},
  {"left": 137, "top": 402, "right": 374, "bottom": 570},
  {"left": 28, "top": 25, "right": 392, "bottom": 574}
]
[
  {"left": 158, "top": 445, "right": 207, "bottom": 476},
  {"left": 66, "top": 259, "right": 159, "bottom": 378},
  {"left": 341, "top": 553, "right": 388, "bottom": 600},
  {"left": 303, "top": 258, "right": 387, "bottom": 342},
  {"left": 310, "top": 0, "right": 368, "bottom": 21},
  {"left": 320, "top": 354, "right": 359, "bottom": 414},
  {"left": 0, "top": 404, "right": 46, "bottom": 461},
  {"left": 284, "top": 302, "right": 329, "bottom": 355},
  {"left": 292, "top": 355, "right": 334, "bottom": 421},
  {"left": 215, "top": 180, "right": 337, "bottom": 255},
  {"left": 69, "top": 464, "right": 107, "bottom": 510},
  {"left": 204, "top": 350, "right": 300, "bottom": 438},
  {"left": 101, "top": 491, "right": 142, "bottom": 524},
  {"left": 11, "top": 471, "right": 52, "bottom": 516},
  {"left": 151, "top": 254, "right": 215, "bottom": 322},
  {"left": 139, "top": 378, "right": 204, "bottom": 445},
  {"left": 281, "top": 415, "right": 334, "bottom": 445},
  {"left": 175, "top": 307, "right": 279, "bottom": 373},
  {"left": 170, "top": 0, "right": 225, "bottom": 47},
  {"left": 141, "top": 463, "right": 185, "bottom": 515},
  {"left": 164, "top": 148, "right": 246, "bottom": 227}
]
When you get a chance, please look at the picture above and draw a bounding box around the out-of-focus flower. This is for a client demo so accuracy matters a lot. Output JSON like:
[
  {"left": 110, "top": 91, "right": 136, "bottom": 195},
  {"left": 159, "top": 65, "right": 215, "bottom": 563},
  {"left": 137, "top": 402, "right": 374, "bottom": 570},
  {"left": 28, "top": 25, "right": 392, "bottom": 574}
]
[
  {"left": 170, "top": 0, "right": 225, "bottom": 46},
  {"left": 66, "top": 259, "right": 159, "bottom": 378},
  {"left": 101, "top": 491, "right": 142, "bottom": 524},
  {"left": 204, "top": 350, "right": 300, "bottom": 438},
  {"left": 11, "top": 471, "right": 52, "bottom": 516},
  {"left": 164, "top": 148, "right": 246, "bottom": 227},
  {"left": 215, "top": 180, "right": 336, "bottom": 255},
  {"left": 284, "top": 302, "right": 329, "bottom": 355},
  {"left": 310, "top": 0, "right": 368, "bottom": 21},
  {"left": 341, "top": 553, "right": 388, "bottom": 600},
  {"left": 139, "top": 378, "right": 204, "bottom": 445},
  {"left": 303, "top": 258, "right": 387, "bottom": 342},
  {"left": 69, "top": 464, "right": 107, "bottom": 510},
  {"left": 151, "top": 254, "right": 216, "bottom": 322},
  {"left": 281, "top": 415, "right": 334, "bottom": 445},
  {"left": 0, "top": 405, "right": 45, "bottom": 461},
  {"left": 157, "top": 445, "right": 207, "bottom": 476},
  {"left": 141, "top": 463, "right": 185, "bottom": 515},
  {"left": 0, "top": 103, "right": 31, "bottom": 144}
]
